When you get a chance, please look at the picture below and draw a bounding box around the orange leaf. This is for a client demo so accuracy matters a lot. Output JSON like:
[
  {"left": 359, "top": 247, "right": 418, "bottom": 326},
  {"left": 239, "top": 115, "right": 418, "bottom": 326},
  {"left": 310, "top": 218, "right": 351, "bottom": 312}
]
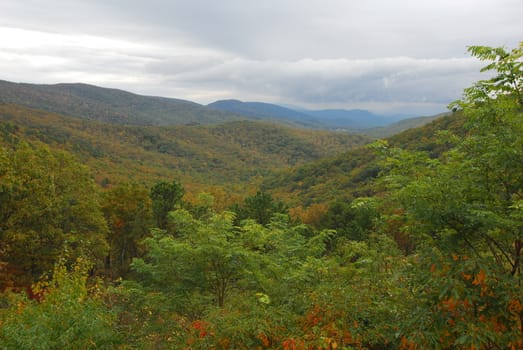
[{"left": 472, "top": 270, "right": 486, "bottom": 286}]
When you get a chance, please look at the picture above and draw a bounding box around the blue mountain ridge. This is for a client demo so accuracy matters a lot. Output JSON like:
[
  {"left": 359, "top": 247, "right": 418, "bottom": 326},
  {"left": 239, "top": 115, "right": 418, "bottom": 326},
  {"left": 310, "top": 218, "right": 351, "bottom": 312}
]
[{"left": 207, "top": 99, "right": 410, "bottom": 130}]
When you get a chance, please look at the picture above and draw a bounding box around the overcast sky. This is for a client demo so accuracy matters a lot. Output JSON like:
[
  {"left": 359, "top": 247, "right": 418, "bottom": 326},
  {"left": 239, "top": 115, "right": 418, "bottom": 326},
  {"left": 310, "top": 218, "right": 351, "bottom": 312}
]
[{"left": 0, "top": 0, "right": 521, "bottom": 115}]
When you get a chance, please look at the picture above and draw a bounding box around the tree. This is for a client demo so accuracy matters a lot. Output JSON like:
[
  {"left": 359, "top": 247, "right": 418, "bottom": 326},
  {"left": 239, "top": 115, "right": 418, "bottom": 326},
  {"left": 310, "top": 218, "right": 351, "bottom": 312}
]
[
  {"left": 0, "top": 143, "right": 108, "bottom": 288},
  {"left": 376, "top": 43, "right": 523, "bottom": 349},
  {"left": 149, "top": 180, "right": 184, "bottom": 229},
  {"left": 231, "top": 191, "right": 288, "bottom": 226},
  {"left": 101, "top": 182, "right": 153, "bottom": 278},
  {"left": 319, "top": 198, "right": 378, "bottom": 242},
  {"left": 130, "top": 210, "right": 251, "bottom": 310}
]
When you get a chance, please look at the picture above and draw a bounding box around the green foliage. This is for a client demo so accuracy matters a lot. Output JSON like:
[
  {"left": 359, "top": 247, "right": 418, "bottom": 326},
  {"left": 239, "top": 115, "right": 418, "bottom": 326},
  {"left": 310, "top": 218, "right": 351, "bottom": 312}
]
[
  {"left": 150, "top": 180, "right": 184, "bottom": 229},
  {"left": 0, "top": 260, "right": 120, "bottom": 350},
  {"left": 231, "top": 190, "right": 289, "bottom": 226},
  {"left": 319, "top": 198, "right": 379, "bottom": 242},
  {"left": 1, "top": 41, "right": 522, "bottom": 350},
  {"left": 376, "top": 42, "right": 523, "bottom": 349},
  {"left": 101, "top": 182, "right": 153, "bottom": 278},
  {"left": 129, "top": 210, "right": 251, "bottom": 311},
  {"left": 263, "top": 112, "right": 466, "bottom": 206},
  {"left": 0, "top": 80, "right": 242, "bottom": 126},
  {"left": 454, "top": 44, "right": 523, "bottom": 107},
  {"left": 0, "top": 142, "right": 108, "bottom": 286},
  {"left": 0, "top": 104, "right": 368, "bottom": 192}
]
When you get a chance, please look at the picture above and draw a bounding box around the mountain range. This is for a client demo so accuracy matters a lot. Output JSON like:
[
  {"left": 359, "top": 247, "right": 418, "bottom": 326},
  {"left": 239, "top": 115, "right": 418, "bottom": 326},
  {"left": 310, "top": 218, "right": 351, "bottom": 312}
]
[
  {"left": 207, "top": 99, "right": 410, "bottom": 130},
  {"left": 0, "top": 80, "right": 442, "bottom": 133},
  {"left": 0, "top": 78, "right": 461, "bottom": 207}
]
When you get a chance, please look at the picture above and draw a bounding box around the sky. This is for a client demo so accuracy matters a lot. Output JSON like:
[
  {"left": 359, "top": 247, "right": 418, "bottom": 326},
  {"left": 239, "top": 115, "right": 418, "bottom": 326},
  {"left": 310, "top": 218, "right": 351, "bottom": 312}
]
[{"left": 0, "top": 0, "right": 521, "bottom": 116}]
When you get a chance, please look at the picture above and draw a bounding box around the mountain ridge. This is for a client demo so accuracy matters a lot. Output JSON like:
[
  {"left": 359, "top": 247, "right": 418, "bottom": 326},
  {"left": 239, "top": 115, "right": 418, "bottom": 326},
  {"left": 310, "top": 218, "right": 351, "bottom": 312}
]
[
  {"left": 0, "top": 79, "right": 444, "bottom": 136},
  {"left": 208, "top": 98, "right": 440, "bottom": 131},
  {"left": 0, "top": 80, "right": 245, "bottom": 126}
]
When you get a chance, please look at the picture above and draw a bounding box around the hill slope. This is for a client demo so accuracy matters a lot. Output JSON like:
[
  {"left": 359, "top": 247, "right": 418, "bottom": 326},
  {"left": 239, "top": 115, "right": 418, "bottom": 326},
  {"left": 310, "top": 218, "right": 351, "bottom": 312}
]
[
  {"left": 362, "top": 113, "right": 449, "bottom": 138},
  {"left": 263, "top": 112, "right": 467, "bottom": 205},
  {"left": 0, "top": 103, "right": 370, "bottom": 189},
  {"left": 0, "top": 80, "right": 243, "bottom": 126}
]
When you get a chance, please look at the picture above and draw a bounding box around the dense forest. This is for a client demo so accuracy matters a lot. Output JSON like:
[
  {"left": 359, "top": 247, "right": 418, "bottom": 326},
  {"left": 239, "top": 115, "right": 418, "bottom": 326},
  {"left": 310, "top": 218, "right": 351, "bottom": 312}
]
[{"left": 0, "top": 43, "right": 522, "bottom": 349}]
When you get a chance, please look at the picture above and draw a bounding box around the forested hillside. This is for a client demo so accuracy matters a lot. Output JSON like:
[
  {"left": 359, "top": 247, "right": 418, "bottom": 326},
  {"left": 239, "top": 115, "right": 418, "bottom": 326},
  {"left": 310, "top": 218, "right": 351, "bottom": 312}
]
[
  {"left": 362, "top": 112, "right": 448, "bottom": 138},
  {"left": 0, "top": 43, "right": 522, "bottom": 350},
  {"left": 0, "top": 80, "right": 244, "bottom": 125},
  {"left": 263, "top": 111, "right": 467, "bottom": 206},
  {"left": 207, "top": 99, "right": 321, "bottom": 128},
  {"left": 0, "top": 103, "right": 368, "bottom": 191}
]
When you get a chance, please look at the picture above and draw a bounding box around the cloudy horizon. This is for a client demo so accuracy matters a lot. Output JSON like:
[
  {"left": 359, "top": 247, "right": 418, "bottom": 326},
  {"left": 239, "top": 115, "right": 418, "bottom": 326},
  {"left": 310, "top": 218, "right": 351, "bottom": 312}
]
[{"left": 0, "top": 0, "right": 521, "bottom": 116}]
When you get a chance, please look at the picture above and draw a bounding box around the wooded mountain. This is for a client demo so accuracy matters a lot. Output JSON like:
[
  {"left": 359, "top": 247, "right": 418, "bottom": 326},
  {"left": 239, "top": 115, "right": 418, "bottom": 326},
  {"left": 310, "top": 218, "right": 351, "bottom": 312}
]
[
  {"left": 362, "top": 112, "right": 449, "bottom": 138},
  {"left": 0, "top": 103, "right": 369, "bottom": 191},
  {"left": 207, "top": 99, "right": 322, "bottom": 128},
  {"left": 0, "top": 80, "right": 244, "bottom": 126},
  {"left": 0, "top": 79, "right": 442, "bottom": 136},
  {"left": 208, "top": 98, "right": 441, "bottom": 131},
  {"left": 2, "top": 43, "right": 521, "bottom": 350},
  {"left": 302, "top": 108, "right": 402, "bottom": 129}
]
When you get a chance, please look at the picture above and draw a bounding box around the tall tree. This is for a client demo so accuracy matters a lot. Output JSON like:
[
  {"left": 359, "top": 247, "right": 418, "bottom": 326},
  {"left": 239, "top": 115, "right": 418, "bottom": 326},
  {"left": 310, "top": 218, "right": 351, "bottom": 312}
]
[
  {"left": 0, "top": 143, "right": 108, "bottom": 287},
  {"left": 232, "top": 191, "right": 288, "bottom": 226},
  {"left": 149, "top": 180, "right": 184, "bottom": 229},
  {"left": 101, "top": 182, "right": 153, "bottom": 278}
]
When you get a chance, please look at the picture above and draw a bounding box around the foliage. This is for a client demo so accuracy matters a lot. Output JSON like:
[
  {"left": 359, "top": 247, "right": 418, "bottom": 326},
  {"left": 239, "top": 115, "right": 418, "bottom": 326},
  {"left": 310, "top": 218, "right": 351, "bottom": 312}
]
[
  {"left": 1, "top": 41, "right": 522, "bottom": 350},
  {"left": 0, "top": 142, "right": 108, "bottom": 287},
  {"left": 150, "top": 180, "right": 184, "bottom": 229},
  {"left": 0, "top": 80, "right": 242, "bottom": 126},
  {"left": 319, "top": 198, "right": 379, "bottom": 242},
  {"left": 377, "top": 42, "right": 523, "bottom": 349},
  {"left": 0, "top": 260, "right": 120, "bottom": 350},
  {"left": 231, "top": 190, "right": 289, "bottom": 226},
  {"left": 101, "top": 182, "right": 153, "bottom": 278},
  {"left": 0, "top": 104, "right": 368, "bottom": 193}
]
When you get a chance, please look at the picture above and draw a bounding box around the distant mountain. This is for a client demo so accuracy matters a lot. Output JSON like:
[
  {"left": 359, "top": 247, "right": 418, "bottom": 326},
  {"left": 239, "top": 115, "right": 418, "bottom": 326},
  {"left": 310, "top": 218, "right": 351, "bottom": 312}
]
[
  {"left": 207, "top": 99, "right": 321, "bottom": 128},
  {"left": 361, "top": 113, "right": 449, "bottom": 138},
  {"left": 0, "top": 80, "right": 243, "bottom": 126},
  {"left": 301, "top": 109, "right": 404, "bottom": 129},
  {"left": 208, "top": 99, "right": 411, "bottom": 130},
  {"left": 0, "top": 79, "right": 439, "bottom": 134}
]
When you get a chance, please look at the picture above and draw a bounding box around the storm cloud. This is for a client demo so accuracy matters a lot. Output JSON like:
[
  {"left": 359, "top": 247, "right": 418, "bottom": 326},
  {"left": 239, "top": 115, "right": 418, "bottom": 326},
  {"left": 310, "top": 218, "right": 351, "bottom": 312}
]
[{"left": 0, "top": 0, "right": 521, "bottom": 115}]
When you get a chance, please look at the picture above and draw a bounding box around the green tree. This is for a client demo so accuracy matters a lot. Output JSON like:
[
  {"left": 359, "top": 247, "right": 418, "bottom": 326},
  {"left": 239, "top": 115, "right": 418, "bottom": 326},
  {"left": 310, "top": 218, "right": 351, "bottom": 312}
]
[
  {"left": 0, "top": 143, "right": 108, "bottom": 287},
  {"left": 319, "top": 198, "right": 378, "bottom": 242},
  {"left": 101, "top": 182, "right": 153, "bottom": 278},
  {"left": 376, "top": 43, "right": 523, "bottom": 349},
  {"left": 130, "top": 210, "right": 253, "bottom": 310},
  {"left": 232, "top": 190, "right": 288, "bottom": 226},
  {"left": 118, "top": 209, "right": 339, "bottom": 348},
  {"left": 150, "top": 180, "right": 184, "bottom": 229}
]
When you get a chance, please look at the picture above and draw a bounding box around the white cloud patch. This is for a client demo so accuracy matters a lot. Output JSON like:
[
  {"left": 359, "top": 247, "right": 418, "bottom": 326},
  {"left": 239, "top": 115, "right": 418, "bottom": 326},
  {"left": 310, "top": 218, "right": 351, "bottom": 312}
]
[{"left": 148, "top": 56, "right": 484, "bottom": 113}]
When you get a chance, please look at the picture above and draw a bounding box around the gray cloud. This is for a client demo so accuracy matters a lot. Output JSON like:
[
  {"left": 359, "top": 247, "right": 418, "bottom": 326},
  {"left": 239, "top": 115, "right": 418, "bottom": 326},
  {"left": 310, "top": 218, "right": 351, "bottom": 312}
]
[{"left": 0, "top": 0, "right": 521, "bottom": 114}]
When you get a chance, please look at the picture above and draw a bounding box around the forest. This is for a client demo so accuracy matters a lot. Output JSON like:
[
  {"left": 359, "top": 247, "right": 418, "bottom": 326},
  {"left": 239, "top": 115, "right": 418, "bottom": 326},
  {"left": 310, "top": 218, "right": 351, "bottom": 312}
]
[{"left": 0, "top": 44, "right": 521, "bottom": 349}]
